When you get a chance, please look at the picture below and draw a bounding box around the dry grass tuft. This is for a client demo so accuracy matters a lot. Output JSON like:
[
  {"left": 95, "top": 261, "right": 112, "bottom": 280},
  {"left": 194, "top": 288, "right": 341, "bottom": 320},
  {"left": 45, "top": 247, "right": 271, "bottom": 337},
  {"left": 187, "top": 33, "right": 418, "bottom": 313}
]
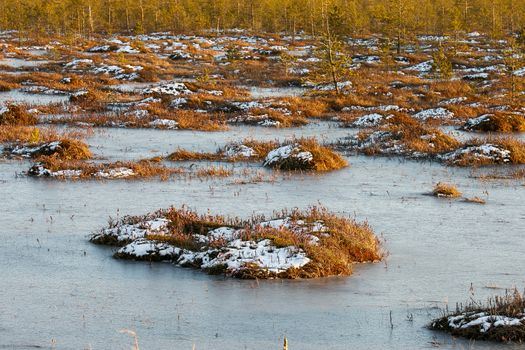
[
  {"left": 174, "top": 111, "right": 227, "bottom": 131},
  {"left": 194, "top": 166, "right": 233, "bottom": 177},
  {"left": 0, "top": 104, "right": 37, "bottom": 125},
  {"left": 50, "top": 138, "right": 92, "bottom": 160},
  {"left": 166, "top": 149, "right": 220, "bottom": 161},
  {"left": 432, "top": 182, "right": 462, "bottom": 198},
  {"left": 0, "top": 80, "right": 20, "bottom": 91},
  {"left": 294, "top": 138, "right": 348, "bottom": 172}
]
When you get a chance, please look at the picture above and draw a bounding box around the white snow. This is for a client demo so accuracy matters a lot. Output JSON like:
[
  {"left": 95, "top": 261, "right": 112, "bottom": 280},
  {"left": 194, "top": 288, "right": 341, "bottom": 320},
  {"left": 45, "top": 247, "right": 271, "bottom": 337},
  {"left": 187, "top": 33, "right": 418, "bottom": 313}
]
[
  {"left": 64, "top": 59, "right": 93, "bottom": 69},
  {"left": 342, "top": 105, "right": 402, "bottom": 113},
  {"left": 93, "top": 217, "right": 170, "bottom": 243},
  {"left": 117, "top": 239, "right": 182, "bottom": 259},
  {"left": 439, "top": 97, "right": 467, "bottom": 106},
  {"left": 200, "top": 239, "right": 310, "bottom": 274},
  {"left": 0, "top": 105, "right": 9, "bottom": 115},
  {"left": 263, "top": 144, "right": 313, "bottom": 167},
  {"left": 144, "top": 82, "right": 193, "bottom": 96},
  {"left": 87, "top": 45, "right": 111, "bottom": 52},
  {"left": 92, "top": 212, "right": 325, "bottom": 277},
  {"left": 446, "top": 311, "right": 525, "bottom": 334},
  {"left": 28, "top": 164, "right": 82, "bottom": 178},
  {"left": 125, "top": 109, "right": 149, "bottom": 118},
  {"left": 314, "top": 81, "right": 352, "bottom": 91},
  {"left": 462, "top": 72, "right": 489, "bottom": 80},
  {"left": 408, "top": 60, "right": 433, "bottom": 72},
  {"left": 232, "top": 101, "right": 270, "bottom": 111},
  {"left": 258, "top": 118, "right": 281, "bottom": 127},
  {"left": 514, "top": 67, "right": 525, "bottom": 77},
  {"left": 223, "top": 144, "right": 256, "bottom": 158},
  {"left": 9, "top": 141, "right": 61, "bottom": 158},
  {"left": 287, "top": 67, "right": 310, "bottom": 75},
  {"left": 148, "top": 119, "right": 179, "bottom": 129},
  {"left": 439, "top": 144, "right": 511, "bottom": 164},
  {"left": 94, "top": 167, "right": 135, "bottom": 179},
  {"left": 351, "top": 113, "right": 384, "bottom": 127},
  {"left": 170, "top": 97, "right": 188, "bottom": 108},
  {"left": 116, "top": 45, "right": 139, "bottom": 54},
  {"left": 413, "top": 108, "right": 454, "bottom": 121},
  {"left": 92, "top": 65, "right": 124, "bottom": 75}
]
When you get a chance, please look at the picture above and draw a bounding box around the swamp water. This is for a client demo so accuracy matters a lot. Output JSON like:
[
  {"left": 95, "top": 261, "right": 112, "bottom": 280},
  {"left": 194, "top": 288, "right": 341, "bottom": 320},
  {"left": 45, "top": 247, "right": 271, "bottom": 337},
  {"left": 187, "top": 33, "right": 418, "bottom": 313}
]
[{"left": 1, "top": 122, "right": 524, "bottom": 350}]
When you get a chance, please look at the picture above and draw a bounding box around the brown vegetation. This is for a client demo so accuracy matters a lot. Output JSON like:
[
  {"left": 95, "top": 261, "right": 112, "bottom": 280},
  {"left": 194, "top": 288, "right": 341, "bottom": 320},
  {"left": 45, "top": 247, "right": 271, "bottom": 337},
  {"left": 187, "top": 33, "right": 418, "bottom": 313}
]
[
  {"left": 430, "top": 290, "right": 525, "bottom": 343},
  {"left": 464, "top": 113, "right": 525, "bottom": 132},
  {"left": 31, "top": 157, "right": 178, "bottom": 180},
  {"left": 0, "top": 104, "right": 37, "bottom": 125},
  {"left": 432, "top": 182, "right": 462, "bottom": 198}
]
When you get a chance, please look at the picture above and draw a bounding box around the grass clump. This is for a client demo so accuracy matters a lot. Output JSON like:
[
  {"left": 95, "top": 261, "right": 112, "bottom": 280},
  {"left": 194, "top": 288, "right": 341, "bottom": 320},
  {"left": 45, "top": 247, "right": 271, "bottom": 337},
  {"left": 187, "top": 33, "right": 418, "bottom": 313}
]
[
  {"left": 194, "top": 166, "right": 233, "bottom": 178},
  {"left": 430, "top": 290, "right": 525, "bottom": 343},
  {"left": 166, "top": 149, "right": 220, "bottom": 161},
  {"left": 174, "top": 110, "right": 227, "bottom": 131},
  {"left": 0, "top": 104, "right": 37, "bottom": 125},
  {"left": 69, "top": 89, "right": 108, "bottom": 111},
  {"left": 463, "top": 113, "right": 525, "bottom": 132},
  {"left": 0, "top": 126, "right": 47, "bottom": 143},
  {"left": 0, "top": 80, "right": 20, "bottom": 91},
  {"left": 49, "top": 138, "right": 92, "bottom": 160},
  {"left": 245, "top": 206, "right": 382, "bottom": 278},
  {"left": 264, "top": 138, "right": 348, "bottom": 172},
  {"left": 432, "top": 182, "right": 462, "bottom": 198},
  {"left": 297, "top": 138, "right": 348, "bottom": 172}
]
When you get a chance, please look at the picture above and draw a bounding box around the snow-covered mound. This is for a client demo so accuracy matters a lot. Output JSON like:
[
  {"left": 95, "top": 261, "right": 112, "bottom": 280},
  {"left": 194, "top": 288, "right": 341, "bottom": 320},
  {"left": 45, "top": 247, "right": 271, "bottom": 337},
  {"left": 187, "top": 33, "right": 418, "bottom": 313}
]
[
  {"left": 148, "top": 119, "right": 179, "bottom": 129},
  {"left": 92, "top": 213, "right": 318, "bottom": 278},
  {"left": 430, "top": 292, "right": 525, "bottom": 343},
  {"left": 28, "top": 164, "right": 138, "bottom": 179},
  {"left": 28, "top": 163, "right": 83, "bottom": 178},
  {"left": 6, "top": 141, "right": 62, "bottom": 158},
  {"left": 263, "top": 144, "right": 313, "bottom": 170},
  {"left": 438, "top": 144, "right": 511, "bottom": 165},
  {"left": 222, "top": 143, "right": 256, "bottom": 158},
  {"left": 350, "top": 113, "right": 385, "bottom": 128},
  {"left": 462, "top": 114, "right": 492, "bottom": 131},
  {"left": 413, "top": 108, "right": 454, "bottom": 121},
  {"left": 144, "top": 82, "right": 193, "bottom": 96},
  {"left": 90, "top": 206, "right": 381, "bottom": 279}
]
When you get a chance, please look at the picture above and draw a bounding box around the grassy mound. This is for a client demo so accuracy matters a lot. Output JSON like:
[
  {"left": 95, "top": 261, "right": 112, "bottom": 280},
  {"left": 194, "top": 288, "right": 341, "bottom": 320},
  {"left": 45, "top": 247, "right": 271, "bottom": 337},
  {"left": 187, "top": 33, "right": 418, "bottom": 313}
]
[
  {"left": 49, "top": 139, "right": 92, "bottom": 160},
  {"left": 264, "top": 138, "right": 348, "bottom": 172},
  {"left": 442, "top": 137, "right": 525, "bottom": 166},
  {"left": 430, "top": 291, "right": 525, "bottom": 343},
  {"left": 348, "top": 119, "right": 460, "bottom": 158},
  {"left": 0, "top": 104, "right": 37, "bottom": 126},
  {"left": 463, "top": 113, "right": 525, "bottom": 133},
  {"left": 91, "top": 206, "right": 382, "bottom": 279},
  {"left": 432, "top": 182, "right": 462, "bottom": 198},
  {"left": 166, "top": 149, "right": 221, "bottom": 161},
  {"left": 29, "top": 157, "right": 176, "bottom": 180}
]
